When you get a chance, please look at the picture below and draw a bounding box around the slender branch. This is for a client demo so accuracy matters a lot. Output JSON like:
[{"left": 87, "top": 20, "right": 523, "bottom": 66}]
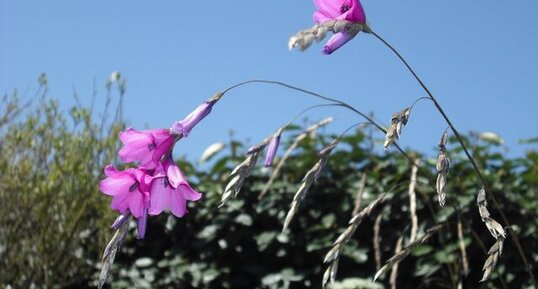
[
  {"left": 223, "top": 80, "right": 386, "bottom": 133},
  {"left": 371, "top": 31, "right": 536, "bottom": 288},
  {"left": 222, "top": 79, "right": 419, "bottom": 167}
]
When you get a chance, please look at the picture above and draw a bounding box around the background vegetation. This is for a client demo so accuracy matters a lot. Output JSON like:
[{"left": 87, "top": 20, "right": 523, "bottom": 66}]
[{"left": 0, "top": 82, "right": 536, "bottom": 289}]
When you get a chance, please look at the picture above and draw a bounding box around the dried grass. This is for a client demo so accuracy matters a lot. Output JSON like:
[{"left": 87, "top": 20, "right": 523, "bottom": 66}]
[
  {"left": 322, "top": 194, "right": 387, "bottom": 289},
  {"left": 476, "top": 187, "right": 505, "bottom": 282},
  {"left": 282, "top": 139, "right": 339, "bottom": 233},
  {"left": 383, "top": 108, "right": 410, "bottom": 150},
  {"left": 373, "top": 225, "right": 442, "bottom": 282},
  {"left": 98, "top": 215, "right": 132, "bottom": 289},
  {"left": 435, "top": 132, "right": 450, "bottom": 207},
  {"left": 219, "top": 151, "right": 261, "bottom": 207},
  {"left": 389, "top": 236, "right": 404, "bottom": 289},
  {"left": 408, "top": 162, "right": 419, "bottom": 242}
]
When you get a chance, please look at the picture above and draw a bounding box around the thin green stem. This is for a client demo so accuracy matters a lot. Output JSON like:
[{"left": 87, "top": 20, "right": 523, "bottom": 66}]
[{"left": 371, "top": 30, "right": 536, "bottom": 288}]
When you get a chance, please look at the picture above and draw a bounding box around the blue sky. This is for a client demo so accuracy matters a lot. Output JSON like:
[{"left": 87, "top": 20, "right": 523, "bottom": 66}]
[{"left": 2, "top": 1, "right": 537, "bottom": 161}]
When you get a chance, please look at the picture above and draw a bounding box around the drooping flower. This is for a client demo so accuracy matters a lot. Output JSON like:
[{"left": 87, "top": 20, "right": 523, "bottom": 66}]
[
  {"left": 99, "top": 165, "right": 152, "bottom": 238},
  {"left": 149, "top": 160, "right": 202, "bottom": 217},
  {"left": 313, "top": 0, "right": 367, "bottom": 54},
  {"left": 264, "top": 131, "right": 281, "bottom": 167},
  {"left": 171, "top": 92, "right": 223, "bottom": 137},
  {"left": 118, "top": 128, "right": 175, "bottom": 167}
]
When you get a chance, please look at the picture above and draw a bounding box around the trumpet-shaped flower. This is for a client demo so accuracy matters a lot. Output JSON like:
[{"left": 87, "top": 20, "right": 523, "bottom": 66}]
[
  {"left": 118, "top": 128, "right": 175, "bottom": 167},
  {"left": 149, "top": 160, "right": 202, "bottom": 217},
  {"left": 313, "top": 0, "right": 367, "bottom": 54},
  {"left": 99, "top": 165, "right": 152, "bottom": 218}
]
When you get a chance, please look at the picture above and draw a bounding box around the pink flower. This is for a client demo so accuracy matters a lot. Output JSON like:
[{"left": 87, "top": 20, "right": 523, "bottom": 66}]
[
  {"left": 118, "top": 128, "right": 175, "bottom": 167},
  {"left": 99, "top": 165, "right": 152, "bottom": 238},
  {"left": 312, "top": 0, "right": 366, "bottom": 54},
  {"left": 149, "top": 160, "right": 202, "bottom": 217}
]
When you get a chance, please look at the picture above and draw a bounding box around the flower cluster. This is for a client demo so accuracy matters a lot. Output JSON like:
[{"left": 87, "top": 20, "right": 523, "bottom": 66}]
[{"left": 99, "top": 93, "right": 222, "bottom": 238}]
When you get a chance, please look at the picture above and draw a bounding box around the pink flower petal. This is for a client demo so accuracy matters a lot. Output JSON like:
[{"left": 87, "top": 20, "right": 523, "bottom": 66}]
[
  {"left": 152, "top": 136, "right": 174, "bottom": 163},
  {"left": 99, "top": 171, "right": 135, "bottom": 196},
  {"left": 149, "top": 179, "right": 171, "bottom": 216},
  {"left": 150, "top": 129, "right": 173, "bottom": 144},
  {"left": 169, "top": 190, "right": 187, "bottom": 218},
  {"left": 111, "top": 191, "right": 131, "bottom": 213},
  {"left": 313, "top": 10, "right": 334, "bottom": 23},
  {"left": 128, "top": 191, "right": 145, "bottom": 218},
  {"left": 179, "top": 184, "right": 202, "bottom": 201},
  {"left": 118, "top": 128, "right": 155, "bottom": 163},
  {"left": 313, "top": 0, "right": 341, "bottom": 18},
  {"left": 164, "top": 161, "right": 184, "bottom": 188}
]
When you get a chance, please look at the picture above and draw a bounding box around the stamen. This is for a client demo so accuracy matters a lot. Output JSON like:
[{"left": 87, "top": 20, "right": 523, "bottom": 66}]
[
  {"left": 161, "top": 178, "right": 170, "bottom": 188},
  {"left": 129, "top": 183, "right": 139, "bottom": 192},
  {"left": 340, "top": 4, "right": 350, "bottom": 13}
]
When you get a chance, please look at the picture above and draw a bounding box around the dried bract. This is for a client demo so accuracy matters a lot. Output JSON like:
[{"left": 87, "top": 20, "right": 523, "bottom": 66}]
[
  {"left": 98, "top": 215, "right": 132, "bottom": 289},
  {"left": 322, "top": 194, "right": 387, "bottom": 289},
  {"left": 435, "top": 132, "right": 450, "bottom": 206},
  {"left": 476, "top": 187, "right": 506, "bottom": 281},
  {"left": 282, "top": 140, "right": 339, "bottom": 233},
  {"left": 288, "top": 20, "right": 367, "bottom": 52},
  {"left": 374, "top": 225, "right": 442, "bottom": 281},
  {"left": 220, "top": 151, "right": 261, "bottom": 207},
  {"left": 384, "top": 108, "right": 410, "bottom": 149}
]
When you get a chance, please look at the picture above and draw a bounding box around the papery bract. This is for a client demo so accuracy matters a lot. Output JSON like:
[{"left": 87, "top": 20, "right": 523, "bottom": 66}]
[
  {"left": 118, "top": 128, "right": 175, "bottom": 167},
  {"left": 149, "top": 160, "right": 202, "bottom": 217},
  {"left": 312, "top": 0, "right": 366, "bottom": 54}
]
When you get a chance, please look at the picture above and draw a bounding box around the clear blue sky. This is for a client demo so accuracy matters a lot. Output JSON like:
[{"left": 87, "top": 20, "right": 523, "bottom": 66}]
[{"left": 2, "top": 1, "right": 537, "bottom": 160}]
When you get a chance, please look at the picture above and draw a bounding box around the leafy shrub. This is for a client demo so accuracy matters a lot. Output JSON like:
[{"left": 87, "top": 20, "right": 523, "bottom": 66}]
[{"left": 0, "top": 81, "right": 124, "bottom": 289}]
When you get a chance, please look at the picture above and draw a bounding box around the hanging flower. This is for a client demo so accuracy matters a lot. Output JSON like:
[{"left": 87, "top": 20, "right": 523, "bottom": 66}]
[
  {"left": 117, "top": 128, "right": 175, "bottom": 167},
  {"left": 313, "top": 0, "right": 367, "bottom": 54},
  {"left": 148, "top": 160, "right": 202, "bottom": 217},
  {"left": 99, "top": 165, "right": 153, "bottom": 238}
]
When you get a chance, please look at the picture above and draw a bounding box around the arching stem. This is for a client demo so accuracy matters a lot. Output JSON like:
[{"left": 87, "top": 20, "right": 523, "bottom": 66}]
[{"left": 371, "top": 30, "right": 536, "bottom": 288}]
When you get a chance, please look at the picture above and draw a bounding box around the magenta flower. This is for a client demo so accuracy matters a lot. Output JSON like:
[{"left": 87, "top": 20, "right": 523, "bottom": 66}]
[
  {"left": 118, "top": 128, "right": 175, "bottom": 167},
  {"left": 313, "top": 0, "right": 366, "bottom": 54},
  {"left": 99, "top": 165, "right": 152, "bottom": 237},
  {"left": 99, "top": 165, "right": 150, "bottom": 215},
  {"left": 171, "top": 99, "right": 216, "bottom": 137},
  {"left": 149, "top": 160, "right": 202, "bottom": 217}
]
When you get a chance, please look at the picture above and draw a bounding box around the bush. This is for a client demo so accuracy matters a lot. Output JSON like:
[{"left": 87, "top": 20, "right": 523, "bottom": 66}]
[{"left": 0, "top": 81, "right": 124, "bottom": 289}]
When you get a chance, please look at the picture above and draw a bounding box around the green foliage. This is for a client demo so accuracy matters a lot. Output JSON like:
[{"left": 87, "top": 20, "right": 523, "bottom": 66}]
[
  {"left": 0, "top": 85, "right": 124, "bottom": 288},
  {"left": 1, "top": 86, "right": 536, "bottom": 289},
  {"left": 107, "top": 127, "right": 537, "bottom": 289}
]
